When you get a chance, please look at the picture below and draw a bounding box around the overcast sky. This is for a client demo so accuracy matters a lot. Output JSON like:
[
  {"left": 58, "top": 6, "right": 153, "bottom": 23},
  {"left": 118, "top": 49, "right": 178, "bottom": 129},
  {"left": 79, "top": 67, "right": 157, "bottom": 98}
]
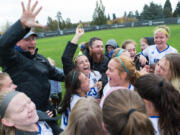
[{"left": 0, "top": 0, "right": 179, "bottom": 29}]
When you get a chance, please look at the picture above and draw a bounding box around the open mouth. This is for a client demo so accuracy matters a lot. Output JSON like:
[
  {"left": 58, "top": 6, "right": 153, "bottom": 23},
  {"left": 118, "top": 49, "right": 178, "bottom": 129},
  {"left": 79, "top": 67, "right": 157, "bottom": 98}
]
[
  {"left": 28, "top": 47, "right": 35, "bottom": 51},
  {"left": 83, "top": 67, "right": 89, "bottom": 71}
]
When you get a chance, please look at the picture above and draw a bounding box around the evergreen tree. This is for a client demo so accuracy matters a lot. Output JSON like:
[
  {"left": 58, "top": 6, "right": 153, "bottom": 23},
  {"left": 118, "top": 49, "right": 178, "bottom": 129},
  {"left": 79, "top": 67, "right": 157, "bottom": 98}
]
[
  {"left": 140, "top": 2, "right": 163, "bottom": 20},
  {"left": 173, "top": 1, "right": 180, "bottom": 17},
  {"left": 92, "top": 0, "right": 107, "bottom": 25},
  {"left": 112, "top": 13, "right": 116, "bottom": 20},
  {"left": 135, "top": 10, "right": 140, "bottom": 20},
  {"left": 107, "top": 14, "right": 111, "bottom": 20},
  {"left": 127, "top": 11, "right": 134, "bottom": 18},
  {"left": 163, "top": 0, "right": 172, "bottom": 18}
]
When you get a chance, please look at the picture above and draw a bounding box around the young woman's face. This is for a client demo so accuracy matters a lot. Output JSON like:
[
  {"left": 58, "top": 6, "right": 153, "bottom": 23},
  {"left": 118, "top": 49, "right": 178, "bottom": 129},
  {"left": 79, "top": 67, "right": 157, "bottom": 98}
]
[
  {"left": 79, "top": 73, "right": 90, "bottom": 93},
  {"left": 76, "top": 55, "right": 90, "bottom": 76},
  {"left": 122, "top": 51, "right": 131, "bottom": 58},
  {"left": 140, "top": 40, "right": 148, "bottom": 51},
  {"left": 5, "top": 93, "right": 39, "bottom": 128},
  {"left": 106, "top": 59, "right": 122, "bottom": 87},
  {"left": 0, "top": 76, "right": 17, "bottom": 91},
  {"left": 125, "top": 43, "right": 136, "bottom": 61},
  {"left": 154, "top": 58, "right": 171, "bottom": 80},
  {"left": 154, "top": 31, "right": 168, "bottom": 49}
]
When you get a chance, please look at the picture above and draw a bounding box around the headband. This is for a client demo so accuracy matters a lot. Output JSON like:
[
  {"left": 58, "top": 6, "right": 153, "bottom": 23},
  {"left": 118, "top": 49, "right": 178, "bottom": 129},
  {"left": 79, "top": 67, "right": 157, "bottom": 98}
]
[
  {"left": 116, "top": 49, "right": 125, "bottom": 57},
  {"left": 154, "top": 28, "right": 169, "bottom": 37},
  {"left": 0, "top": 91, "right": 19, "bottom": 119},
  {"left": 117, "top": 57, "right": 129, "bottom": 76},
  {"left": 72, "top": 71, "right": 76, "bottom": 86}
]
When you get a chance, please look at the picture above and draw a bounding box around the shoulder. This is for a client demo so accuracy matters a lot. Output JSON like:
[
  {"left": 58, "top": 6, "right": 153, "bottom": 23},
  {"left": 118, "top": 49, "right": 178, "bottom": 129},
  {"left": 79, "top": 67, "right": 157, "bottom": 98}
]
[
  {"left": 168, "top": 45, "right": 178, "bottom": 53},
  {"left": 70, "top": 95, "right": 81, "bottom": 109}
]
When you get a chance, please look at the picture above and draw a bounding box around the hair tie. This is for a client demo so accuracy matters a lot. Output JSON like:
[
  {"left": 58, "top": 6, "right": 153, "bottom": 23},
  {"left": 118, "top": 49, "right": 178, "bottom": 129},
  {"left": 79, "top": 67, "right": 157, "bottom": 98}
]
[
  {"left": 72, "top": 71, "right": 76, "bottom": 86},
  {"left": 127, "top": 108, "right": 136, "bottom": 118},
  {"left": 0, "top": 91, "right": 19, "bottom": 119}
]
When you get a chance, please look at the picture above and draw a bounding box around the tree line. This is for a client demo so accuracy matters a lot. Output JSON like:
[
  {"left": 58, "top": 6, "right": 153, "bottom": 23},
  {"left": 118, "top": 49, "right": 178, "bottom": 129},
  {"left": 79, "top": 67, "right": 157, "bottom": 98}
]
[{"left": 1, "top": 0, "right": 179, "bottom": 33}]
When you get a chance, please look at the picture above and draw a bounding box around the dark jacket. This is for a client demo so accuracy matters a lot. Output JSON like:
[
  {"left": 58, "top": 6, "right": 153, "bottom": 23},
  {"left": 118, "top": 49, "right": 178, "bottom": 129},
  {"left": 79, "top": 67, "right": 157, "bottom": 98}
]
[
  {"left": 83, "top": 47, "right": 109, "bottom": 89},
  {"left": 15, "top": 111, "right": 62, "bottom": 135},
  {"left": 0, "top": 20, "right": 65, "bottom": 111},
  {"left": 61, "top": 41, "right": 77, "bottom": 76}
]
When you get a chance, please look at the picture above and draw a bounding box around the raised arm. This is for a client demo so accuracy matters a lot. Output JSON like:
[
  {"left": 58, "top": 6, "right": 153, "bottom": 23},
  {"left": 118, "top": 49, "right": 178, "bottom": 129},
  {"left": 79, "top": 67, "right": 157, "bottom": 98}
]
[
  {"left": 0, "top": 0, "right": 43, "bottom": 54},
  {"left": 71, "top": 25, "right": 84, "bottom": 44},
  {"left": 62, "top": 26, "right": 84, "bottom": 75},
  {"left": 20, "top": 0, "right": 43, "bottom": 28}
]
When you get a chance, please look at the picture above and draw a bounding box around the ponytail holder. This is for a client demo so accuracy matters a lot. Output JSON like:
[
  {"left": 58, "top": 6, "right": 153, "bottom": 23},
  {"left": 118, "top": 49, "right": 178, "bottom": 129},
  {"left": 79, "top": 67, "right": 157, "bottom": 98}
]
[{"left": 127, "top": 108, "right": 136, "bottom": 118}]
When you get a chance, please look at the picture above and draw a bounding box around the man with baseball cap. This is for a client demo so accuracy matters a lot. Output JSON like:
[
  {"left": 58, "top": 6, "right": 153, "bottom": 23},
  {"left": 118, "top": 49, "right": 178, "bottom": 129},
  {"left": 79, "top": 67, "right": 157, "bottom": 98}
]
[{"left": 0, "top": 0, "right": 64, "bottom": 112}]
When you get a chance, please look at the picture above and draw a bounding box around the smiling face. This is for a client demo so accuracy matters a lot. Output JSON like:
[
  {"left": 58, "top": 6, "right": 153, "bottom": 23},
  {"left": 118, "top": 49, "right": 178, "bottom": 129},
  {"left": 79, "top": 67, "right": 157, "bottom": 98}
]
[
  {"left": 3, "top": 93, "right": 39, "bottom": 129},
  {"left": 154, "top": 57, "right": 171, "bottom": 80},
  {"left": 125, "top": 43, "right": 136, "bottom": 61},
  {"left": 140, "top": 40, "right": 149, "bottom": 51},
  {"left": 106, "top": 59, "right": 122, "bottom": 87},
  {"left": 17, "top": 35, "right": 36, "bottom": 55},
  {"left": 75, "top": 55, "right": 90, "bottom": 77},
  {"left": 89, "top": 40, "right": 104, "bottom": 63},
  {"left": 154, "top": 31, "right": 168, "bottom": 50}
]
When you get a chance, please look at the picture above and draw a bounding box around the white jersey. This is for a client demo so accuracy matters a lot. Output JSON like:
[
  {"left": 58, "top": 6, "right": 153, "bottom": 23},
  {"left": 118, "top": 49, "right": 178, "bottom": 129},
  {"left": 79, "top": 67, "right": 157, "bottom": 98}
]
[
  {"left": 60, "top": 94, "right": 81, "bottom": 130},
  {"left": 37, "top": 121, "right": 53, "bottom": 135},
  {"left": 103, "top": 82, "right": 134, "bottom": 97},
  {"left": 142, "top": 45, "right": 178, "bottom": 65},
  {"left": 87, "top": 71, "right": 102, "bottom": 99},
  {"left": 100, "top": 83, "right": 134, "bottom": 108},
  {"left": 149, "top": 116, "right": 160, "bottom": 135}
]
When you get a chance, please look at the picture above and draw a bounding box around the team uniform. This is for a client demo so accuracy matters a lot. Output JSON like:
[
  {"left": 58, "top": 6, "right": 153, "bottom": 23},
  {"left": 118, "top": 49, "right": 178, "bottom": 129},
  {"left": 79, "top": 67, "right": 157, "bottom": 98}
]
[
  {"left": 37, "top": 121, "right": 53, "bottom": 135},
  {"left": 149, "top": 116, "right": 160, "bottom": 135},
  {"left": 141, "top": 45, "right": 178, "bottom": 65},
  {"left": 60, "top": 94, "right": 81, "bottom": 130},
  {"left": 100, "top": 83, "right": 134, "bottom": 108},
  {"left": 87, "top": 71, "right": 102, "bottom": 99},
  {"left": 103, "top": 82, "right": 134, "bottom": 97}
]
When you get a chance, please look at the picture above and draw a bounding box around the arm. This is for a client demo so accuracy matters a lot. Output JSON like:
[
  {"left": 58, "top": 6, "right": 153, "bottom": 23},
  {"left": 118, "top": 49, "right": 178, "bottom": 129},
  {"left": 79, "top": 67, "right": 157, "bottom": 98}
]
[
  {"left": 62, "top": 26, "right": 84, "bottom": 75},
  {"left": 0, "top": 0, "right": 43, "bottom": 59}
]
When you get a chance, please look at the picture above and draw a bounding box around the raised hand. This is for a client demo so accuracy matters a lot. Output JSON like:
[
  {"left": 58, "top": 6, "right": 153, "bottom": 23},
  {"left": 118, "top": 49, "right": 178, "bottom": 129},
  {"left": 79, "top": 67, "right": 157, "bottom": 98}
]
[
  {"left": 71, "top": 25, "right": 85, "bottom": 44},
  {"left": 75, "top": 25, "right": 84, "bottom": 38},
  {"left": 20, "top": 0, "right": 44, "bottom": 28}
]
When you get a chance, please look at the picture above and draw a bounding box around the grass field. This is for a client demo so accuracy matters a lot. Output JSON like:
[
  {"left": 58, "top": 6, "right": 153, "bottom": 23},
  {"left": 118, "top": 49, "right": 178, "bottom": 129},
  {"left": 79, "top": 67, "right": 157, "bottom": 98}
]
[{"left": 37, "top": 24, "right": 180, "bottom": 69}]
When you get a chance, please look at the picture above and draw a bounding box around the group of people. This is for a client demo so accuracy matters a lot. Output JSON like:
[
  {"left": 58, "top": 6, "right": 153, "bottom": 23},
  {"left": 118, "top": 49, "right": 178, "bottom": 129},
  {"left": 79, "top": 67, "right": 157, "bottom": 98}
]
[{"left": 0, "top": 0, "right": 180, "bottom": 135}]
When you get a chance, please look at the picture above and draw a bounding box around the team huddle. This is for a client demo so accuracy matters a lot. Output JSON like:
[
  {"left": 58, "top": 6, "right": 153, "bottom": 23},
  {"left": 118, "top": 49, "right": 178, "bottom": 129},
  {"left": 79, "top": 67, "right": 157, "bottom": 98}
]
[{"left": 0, "top": 0, "right": 180, "bottom": 135}]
